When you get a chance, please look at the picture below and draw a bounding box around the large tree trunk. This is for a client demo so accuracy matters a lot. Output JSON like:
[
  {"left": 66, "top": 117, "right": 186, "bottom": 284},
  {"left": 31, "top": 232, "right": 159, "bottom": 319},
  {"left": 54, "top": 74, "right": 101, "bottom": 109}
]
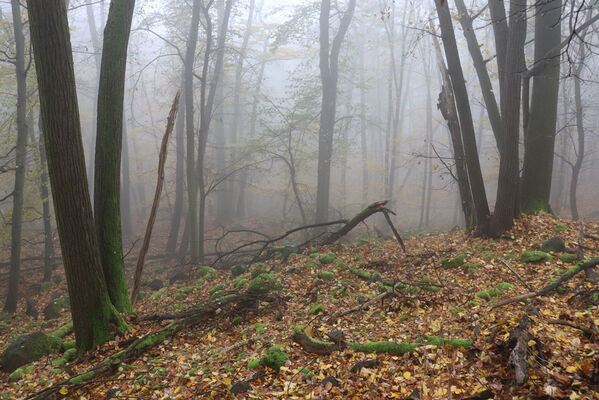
[
  {"left": 28, "top": 0, "right": 127, "bottom": 352},
  {"left": 487, "top": 0, "right": 527, "bottom": 237},
  {"left": 315, "top": 0, "right": 356, "bottom": 223},
  {"left": 434, "top": 0, "right": 490, "bottom": 233},
  {"left": 4, "top": 0, "right": 28, "bottom": 314},
  {"left": 185, "top": 0, "right": 201, "bottom": 263},
  {"left": 93, "top": 0, "right": 135, "bottom": 315},
  {"left": 521, "top": 0, "right": 562, "bottom": 213}
]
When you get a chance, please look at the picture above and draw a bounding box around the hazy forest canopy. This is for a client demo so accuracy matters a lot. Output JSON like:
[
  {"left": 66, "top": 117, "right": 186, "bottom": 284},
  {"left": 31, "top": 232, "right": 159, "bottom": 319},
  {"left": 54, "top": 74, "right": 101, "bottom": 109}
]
[{"left": 0, "top": 0, "right": 599, "bottom": 398}]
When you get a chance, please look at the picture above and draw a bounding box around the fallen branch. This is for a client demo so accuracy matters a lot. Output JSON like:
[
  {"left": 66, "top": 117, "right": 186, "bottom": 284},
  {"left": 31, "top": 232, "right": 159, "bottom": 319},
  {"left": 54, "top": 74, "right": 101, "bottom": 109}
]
[
  {"left": 548, "top": 319, "right": 598, "bottom": 338},
  {"left": 498, "top": 257, "right": 533, "bottom": 292},
  {"left": 327, "top": 282, "right": 400, "bottom": 323},
  {"left": 491, "top": 257, "right": 599, "bottom": 309},
  {"left": 508, "top": 315, "right": 531, "bottom": 385}
]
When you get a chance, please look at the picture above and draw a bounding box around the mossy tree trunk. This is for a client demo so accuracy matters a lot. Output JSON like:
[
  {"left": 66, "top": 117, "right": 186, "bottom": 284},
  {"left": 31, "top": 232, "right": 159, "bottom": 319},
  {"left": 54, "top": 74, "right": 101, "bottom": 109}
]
[
  {"left": 520, "top": 0, "right": 562, "bottom": 214},
  {"left": 93, "top": 0, "right": 135, "bottom": 315},
  {"left": 28, "top": 0, "right": 128, "bottom": 352},
  {"left": 4, "top": 0, "right": 28, "bottom": 314}
]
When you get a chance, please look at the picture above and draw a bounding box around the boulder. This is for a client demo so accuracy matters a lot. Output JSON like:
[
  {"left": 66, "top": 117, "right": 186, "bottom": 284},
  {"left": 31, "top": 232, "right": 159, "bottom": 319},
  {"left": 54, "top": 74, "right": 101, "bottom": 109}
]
[
  {"left": 0, "top": 332, "right": 62, "bottom": 373},
  {"left": 541, "top": 237, "right": 566, "bottom": 253},
  {"left": 26, "top": 298, "right": 38, "bottom": 319},
  {"left": 168, "top": 269, "right": 187, "bottom": 284},
  {"left": 148, "top": 279, "right": 163, "bottom": 291}
]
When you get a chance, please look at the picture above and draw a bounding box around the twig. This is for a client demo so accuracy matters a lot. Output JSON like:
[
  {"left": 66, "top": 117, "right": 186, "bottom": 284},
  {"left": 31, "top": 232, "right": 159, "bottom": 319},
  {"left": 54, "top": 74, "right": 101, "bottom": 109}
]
[
  {"left": 327, "top": 282, "right": 399, "bottom": 322},
  {"left": 219, "top": 332, "right": 269, "bottom": 355},
  {"left": 382, "top": 209, "right": 406, "bottom": 252},
  {"left": 498, "top": 257, "right": 533, "bottom": 291},
  {"left": 548, "top": 319, "right": 598, "bottom": 338}
]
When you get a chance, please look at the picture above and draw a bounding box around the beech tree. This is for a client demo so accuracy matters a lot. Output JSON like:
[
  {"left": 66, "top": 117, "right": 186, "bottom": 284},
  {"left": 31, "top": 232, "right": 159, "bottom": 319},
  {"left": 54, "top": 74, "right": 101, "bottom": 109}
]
[{"left": 28, "top": 0, "right": 128, "bottom": 352}]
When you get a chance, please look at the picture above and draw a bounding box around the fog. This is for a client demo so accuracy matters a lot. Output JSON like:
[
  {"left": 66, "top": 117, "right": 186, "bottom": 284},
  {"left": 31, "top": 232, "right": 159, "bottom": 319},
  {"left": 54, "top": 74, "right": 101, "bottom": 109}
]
[{"left": 1, "top": 0, "right": 599, "bottom": 262}]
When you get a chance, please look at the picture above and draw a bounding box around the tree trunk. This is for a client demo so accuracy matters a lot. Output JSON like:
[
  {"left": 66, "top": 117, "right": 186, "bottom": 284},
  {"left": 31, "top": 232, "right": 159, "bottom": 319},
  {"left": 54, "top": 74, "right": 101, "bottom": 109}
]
[
  {"left": 121, "top": 118, "right": 132, "bottom": 240},
  {"left": 185, "top": 0, "right": 201, "bottom": 263},
  {"left": 434, "top": 0, "right": 490, "bottom": 233},
  {"left": 93, "top": 0, "right": 135, "bottom": 315},
  {"left": 4, "top": 0, "right": 28, "bottom": 314},
  {"left": 359, "top": 35, "right": 368, "bottom": 207},
  {"left": 28, "top": 0, "right": 128, "bottom": 352},
  {"left": 315, "top": 0, "right": 356, "bottom": 223},
  {"left": 487, "top": 0, "right": 527, "bottom": 237},
  {"left": 38, "top": 118, "right": 56, "bottom": 283},
  {"left": 521, "top": 0, "right": 562, "bottom": 213}
]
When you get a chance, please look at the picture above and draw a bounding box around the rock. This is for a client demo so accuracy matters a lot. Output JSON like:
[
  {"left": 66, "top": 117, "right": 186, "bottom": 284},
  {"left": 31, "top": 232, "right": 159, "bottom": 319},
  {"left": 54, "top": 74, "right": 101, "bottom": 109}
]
[
  {"left": 230, "top": 381, "right": 252, "bottom": 396},
  {"left": 43, "top": 302, "right": 60, "bottom": 320},
  {"left": 168, "top": 269, "right": 187, "bottom": 284},
  {"left": 230, "top": 264, "right": 246, "bottom": 278},
  {"left": 148, "top": 279, "right": 163, "bottom": 291},
  {"left": 25, "top": 298, "right": 38, "bottom": 319},
  {"left": 0, "top": 332, "right": 62, "bottom": 373},
  {"left": 541, "top": 237, "right": 566, "bottom": 253}
]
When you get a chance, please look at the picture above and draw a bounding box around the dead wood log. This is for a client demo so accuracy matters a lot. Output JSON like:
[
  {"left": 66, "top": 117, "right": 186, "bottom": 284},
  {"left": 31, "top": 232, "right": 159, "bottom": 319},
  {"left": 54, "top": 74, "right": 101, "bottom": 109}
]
[
  {"left": 291, "top": 332, "right": 339, "bottom": 355},
  {"left": 508, "top": 315, "right": 531, "bottom": 385},
  {"left": 131, "top": 91, "right": 181, "bottom": 305},
  {"left": 491, "top": 257, "right": 599, "bottom": 309},
  {"left": 548, "top": 319, "right": 598, "bottom": 338}
]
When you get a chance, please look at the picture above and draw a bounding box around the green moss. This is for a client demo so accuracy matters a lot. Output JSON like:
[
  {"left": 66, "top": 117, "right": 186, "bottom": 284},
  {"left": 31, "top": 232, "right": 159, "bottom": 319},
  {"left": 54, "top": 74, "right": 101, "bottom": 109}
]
[
  {"left": 247, "top": 273, "right": 282, "bottom": 294},
  {"left": 134, "top": 325, "right": 178, "bottom": 350},
  {"left": 51, "top": 357, "right": 66, "bottom": 366},
  {"left": 555, "top": 223, "right": 568, "bottom": 233},
  {"left": 247, "top": 358, "right": 261, "bottom": 369},
  {"left": 377, "top": 283, "right": 393, "bottom": 293},
  {"left": 350, "top": 268, "right": 380, "bottom": 281},
  {"left": 233, "top": 277, "right": 249, "bottom": 290},
  {"left": 230, "top": 264, "right": 247, "bottom": 277},
  {"left": 63, "top": 348, "right": 77, "bottom": 361},
  {"left": 40, "top": 281, "right": 54, "bottom": 292},
  {"left": 441, "top": 253, "right": 466, "bottom": 269},
  {"left": 232, "top": 317, "right": 241, "bottom": 326},
  {"left": 399, "top": 314, "right": 409, "bottom": 322},
  {"left": 149, "top": 287, "right": 166, "bottom": 300},
  {"left": 250, "top": 263, "right": 267, "bottom": 278},
  {"left": 476, "top": 291, "right": 491, "bottom": 301},
  {"left": 198, "top": 266, "right": 216, "bottom": 280},
  {"left": 463, "top": 262, "right": 482, "bottom": 274},
  {"left": 51, "top": 323, "right": 73, "bottom": 338},
  {"left": 349, "top": 341, "right": 418, "bottom": 355},
  {"left": 559, "top": 254, "right": 578, "bottom": 263},
  {"left": 450, "top": 307, "right": 464, "bottom": 315},
  {"left": 466, "top": 301, "right": 480, "bottom": 308},
  {"left": 487, "top": 288, "right": 502, "bottom": 298},
  {"left": 521, "top": 251, "right": 552, "bottom": 263},
  {"left": 317, "top": 271, "right": 335, "bottom": 281},
  {"left": 305, "top": 260, "right": 320, "bottom": 269},
  {"left": 174, "top": 293, "right": 186, "bottom": 301},
  {"left": 420, "top": 285, "right": 441, "bottom": 293},
  {"left": 8, "top": 368, "right": 23, "bottom": 382},
  {"left": 504, "top": 254, "right": 518, "bottom": 261},
  {"left": 495, "top": 282, "right": 513, "bottom": 292},
  {"left": 262, "top": 346, "right": 289, "bottom": 371},
  {"left": 209, "top": 284, "right": 225, "bottom": 296},
  {"left": 481, "top": 251, "right": 495, "bottom": 261},
  {"left": 293, "top": 324, "right": 304, "bottom": 333},
  {"left": 423, "top": 335, "right": 473, "bottom": 349},
  {"left": 308, "top": 304, "right": 326, "bottom": 315},
  {"left": 68, "top": 370, "right": 95, "bottom": 384},
  {"left": 61, "top": 340, "right": 75, "bottom": 351},
  {"left": 253, "top": 323, "right": 266, "bottom": 334},
  {"left": 309, "top": 253, "right": 319, "bottom": 258},
  {"left": 319, "top": 252, "right": 336, "bottom": 265}
]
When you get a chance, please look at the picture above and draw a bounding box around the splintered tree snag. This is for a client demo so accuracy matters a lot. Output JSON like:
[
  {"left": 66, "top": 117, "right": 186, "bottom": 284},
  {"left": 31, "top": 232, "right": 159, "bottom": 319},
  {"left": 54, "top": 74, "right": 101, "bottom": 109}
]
[
  {"left": 130, "top": 91, "right": 181, "bottom": 305},
  {"left": 491, "top": 257, "right": 599, "bottom": 309}
]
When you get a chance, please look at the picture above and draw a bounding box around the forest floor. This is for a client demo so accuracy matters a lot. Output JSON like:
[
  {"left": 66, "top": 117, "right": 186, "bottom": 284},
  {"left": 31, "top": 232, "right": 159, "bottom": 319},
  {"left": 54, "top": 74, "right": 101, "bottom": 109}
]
[{"left": 1, "top": 213, "right": 598, "bottom": 399}]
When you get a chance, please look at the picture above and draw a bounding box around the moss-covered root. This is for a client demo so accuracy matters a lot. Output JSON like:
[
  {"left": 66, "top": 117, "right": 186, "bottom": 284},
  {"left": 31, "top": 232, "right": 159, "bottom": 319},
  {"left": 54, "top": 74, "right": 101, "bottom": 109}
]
[
  {"left": 421, "top": 335, "right": 473, "bottom": 349},
  {"left": 349, "top": 341, "right": 419, "bottom": 355},
  {"left": 134, "top": 324, "right": 179, "bottom": 350},
  {"left": 51, "top": 323, "right": 74, "bottom": 338},
  {"left": 292, "top": 332, "right": 337, "bottom": 355}
]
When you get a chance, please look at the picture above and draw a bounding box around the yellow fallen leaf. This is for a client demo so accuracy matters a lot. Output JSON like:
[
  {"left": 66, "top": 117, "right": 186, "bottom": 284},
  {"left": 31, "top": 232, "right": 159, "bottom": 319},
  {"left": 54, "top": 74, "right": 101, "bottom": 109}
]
[
  {"left": 566, "top": 365, "right": 577, "bottom": 373},
  {"left": 59, "top": 387, "right": 68, "bottom": 395},
  {"left": 403, "top": 371, "right": 411, "bottom": 379}
]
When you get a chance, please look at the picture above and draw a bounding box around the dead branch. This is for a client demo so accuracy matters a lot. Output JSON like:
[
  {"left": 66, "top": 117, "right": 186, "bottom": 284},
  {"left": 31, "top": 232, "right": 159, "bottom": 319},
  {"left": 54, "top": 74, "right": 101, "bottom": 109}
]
[
  {"left": 327, "top": 282, "right": 399, "bottom": 322},
  {"left": 291, "top": 332, "right": 339, "bottom": 355},
  {"left": 498, "top": 257, "right": 534, "bottom": 292},
  {"left": 491, "top": 257, "right": 599, "bottom": 309},
  {"left": 130, "top": 91, "right": 181, "bottom": 305},
  {"left": 548, "top": 319, "right": 598, "bottom": 338}
]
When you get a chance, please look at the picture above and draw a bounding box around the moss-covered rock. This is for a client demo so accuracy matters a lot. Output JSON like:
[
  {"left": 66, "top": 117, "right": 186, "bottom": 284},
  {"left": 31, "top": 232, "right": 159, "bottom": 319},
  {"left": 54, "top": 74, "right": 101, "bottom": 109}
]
[
  {"left": 441, "top": 254, "right": 466, "bottom": 269},
  {"left": 541, "top": 237, "right": 566, "bottom": 253},
  {"left": 317, "top": 271, "right": 335, "bottom": 281},
  {"left": 350, "top": 268, "right": 381, "bottom": 281},
  {"left": 247, "top": 273, "right": 282, "bottom": 294},
  {"left": 559, "top": 253, "right": 578, "bottom": 263},
  {"left": 319, "top": 252, "right": 336, "bottom": 265},
  {"left": 250, "top": 263, "right": 267, "bottom": 279},
  {"left": 521, "top": 251, "right": 552, "bottom": 263},
  {"left": 495, "top": 282, "right": 513, "bottom": 292},
  {"left": 209, "top": 284, "right": 225, "bottom": 296},
  {"left": 149, "top": 287, "right": 166, "bottom": 300},
  {"left": 0, "top": 332, "right": 62, "bottom": 373},
  {"left": 197, "top": 266, "right": 216, "bottom": 280},
  {"left": 262, "top": 345, "right": 289, "bottom": 371},
  {"left": 247, "top": 358, "right": 261, "bottom": 369},
  {"left": 43, "top": 298, "right": 68, "bottom": 321},
  {"left": 233, "top": 277, "right": 249, "bottom": 290},
  {"left": 230, "top": 264, "right": 247, "bottom": 278}
]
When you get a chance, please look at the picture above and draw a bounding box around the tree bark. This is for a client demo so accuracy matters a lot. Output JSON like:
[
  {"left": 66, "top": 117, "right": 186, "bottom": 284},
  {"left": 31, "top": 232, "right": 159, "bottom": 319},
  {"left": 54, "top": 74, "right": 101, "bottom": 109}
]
[
  {"left": 38, "top": 118, "right": 56, "bottom": 283},
  {"left": 93, "top": 0, "right": 136, "bottom": 315},
  {"left": 434, "top": 0, "right": 490, "bottom": 233},
  {"left": 28, "top": 0, "right": 128, "bottom": 352},
  {"left": 521, "top": 0, "right": 562, "bottom": 213},
  {"left": 487, "top": 0, "right": 527, "bottom": 237},
  {"left": 4, "top": 0, "right": 28, "bottom": 314},
  {"left": 315, "top": 0, "right": 356, "bottom": 223}
]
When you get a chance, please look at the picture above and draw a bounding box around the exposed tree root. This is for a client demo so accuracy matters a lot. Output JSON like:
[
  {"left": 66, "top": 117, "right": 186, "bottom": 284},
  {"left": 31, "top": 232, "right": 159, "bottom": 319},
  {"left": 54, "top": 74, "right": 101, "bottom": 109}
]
[{"left": 25, "top": 293, "right": 276, "bottom": 400}]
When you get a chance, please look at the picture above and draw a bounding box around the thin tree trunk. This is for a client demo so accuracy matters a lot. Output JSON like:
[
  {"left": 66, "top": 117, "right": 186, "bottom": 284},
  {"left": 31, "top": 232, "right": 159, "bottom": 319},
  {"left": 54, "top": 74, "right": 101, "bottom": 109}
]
[
  {"left": 359, "top": 35, "right": 368, "bottom": 207},
  {"left": 121, "top": 117, "right": 132, "bottom": 240},
  {"left": 38, "top": 117, "right": 56, "bottom": 282},
  {"left": 4, "top": 0, "right": 28, "bottom": 314},
  {"left": 93, "top": 0, "right": 136, "bottom": 315}
]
